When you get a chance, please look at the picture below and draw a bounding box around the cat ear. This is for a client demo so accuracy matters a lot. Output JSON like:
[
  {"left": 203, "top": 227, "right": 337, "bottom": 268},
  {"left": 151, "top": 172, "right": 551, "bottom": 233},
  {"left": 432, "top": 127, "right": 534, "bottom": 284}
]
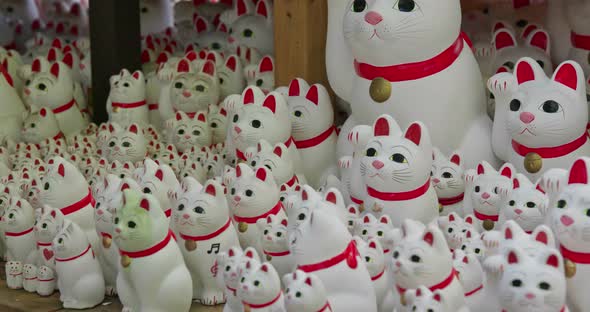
[
  {"left": 47, "top": 48, "right": 57, "bottom": 62},
  {"left": 545, "top": 250, "right": 561, "bottom": 269},
  {"left": 205, "top": 183, "right": 216, "bottom": 196},
  {"left": 568, "top": 157, "right": 589, "bottom": 185},
  {"left": 493, "top": 29, "right": 517, "bottom": 51},
  {"left": 256, "top": 0, "right": 270, "bottom": 19},
  {"left": 526, "top": 29, "right": 550, "bottom": 54},
  {"left": 175, "top": 111, "right": 184, "bottom": 121},
  {"left": 404, "top": 122, "right": 427, "bottom": 147},
  {"left": 62, "top": 52, "right": 73, "bottom": 69},
  {"left": 372, "top": 114, "right": 401, "bottom": 137},
  {"left": 450, "top": 153, "right": 461, "bottom": 166},
  {"left": 155, "top": 169, "right": 164, "bottom": 181},
  {"left": 304, "top": 277, "right": 312, "bottom": 286},
  {"left": 288, "top": 78, "right": 309, "bottom": 97},
  {"left": 244, "top": 247, "right": 257, "bottom": 260},
  {"left": 262, "top": 94, "right": 277, "bottom": 113},
  {"left": 500, "top": 163, "right": 514, "bottom": 179},
  {"left": 132, "top": 71, "right": 143, "bottom": 80},
  {"left": 258, "top": 56, "right": 274, "bottom": 73},
  {"left": 432, "top": 290, "right": 444, "bottom": 303},
  {"left": 201, "top": 60, "right": 216, "bottom": 77},
  {"left": 423, "top": 230, "right": 434, "bottom": 246},
  {"left": 140, "top": 198, "right": 150, "bottom": 211},
  {"left": 379, "top": 215, "right": 391, "bottom": 225},
  {"left": 39, "top": 107, "right": 47, "bottom": 117},
  {"left": 177, "top": 59, "right": 191, "bottom": 73},
  {"left": 225, "top": 55, "right": 238, "bottom": 72},
  {"left": 255, "top": 167, "right": 268, "bottom": 182},
  {"left": 197, "top": 112, "right": 207, "bottom": 123},
  {"left": 272, "top": 144, "right": 284, "bottom": 157},
  {"left": 128, "top": 124, "right": 139, "bottom": 134},
  {"left": 50, "top": 62, "right": 60, "bottom": 78},
  {"left": 552, "top": 60, "right": 585, "bottom": 93},
  {"left": 507, "top": 248, "right": 522, "bottom": 264},
  {"left": 521, "top": 23, "right": 538, "bottom": 39},
  {"left": 260, "top": 263, "right": 269, "bottom": 273},
  {"left": 194, "top": 16, "right": 209, "bottom": 34},
  {"left": 306, "top": 85, "right": 319, "bottom": 105},
  {"left": 324, "top": 189, "right": 341, "bottom": 206},
  {"left": 32, "top": 59, "right": 41, "bottom": 73},
  {"left": 57, "top": 163, "right": 65, "bottom": 177},
  {"left": 281, "top": 219, "right": 288, "bottom": 227},
  {"left": 236, "top": 0, "right": 249, "bottom": 17},
  {"left": 515, "top": 57, "right": 543, "bottom": 85},
  {"left": 243, "top": 87, "right": 255, "bottom": 105},
  {"left": 532, "top": 225, "right": 555, "bottom": 247}
]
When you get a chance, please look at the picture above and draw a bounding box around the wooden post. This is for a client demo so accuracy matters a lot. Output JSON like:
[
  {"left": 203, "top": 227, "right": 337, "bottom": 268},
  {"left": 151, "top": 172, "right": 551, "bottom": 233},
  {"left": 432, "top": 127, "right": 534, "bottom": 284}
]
[
  {"left": 273, "top": 0, "right": 330, "bottom": 90},
  {"left": 89, "top": 0, "right": 141, "bottom": 123}
]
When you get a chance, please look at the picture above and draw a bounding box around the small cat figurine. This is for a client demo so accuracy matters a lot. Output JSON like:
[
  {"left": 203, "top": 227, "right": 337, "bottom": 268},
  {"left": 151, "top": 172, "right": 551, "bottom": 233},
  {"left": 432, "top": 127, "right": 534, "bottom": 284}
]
[
  {"left": 499, "top": 247, "right": 568, "bottom": 312},
  {"left": 391, "top": 219, "right": 467, "bottom": 311},
  {"left": 107, "top": 69, "right": 149, "bottom": 127},
  {"left": 248, "top": 56, "right": 275, "bottom": 94},
  {"left": 23, "top": 263, "right": 38, "bottom": 292},
  {"left": 466, "top": 161, "right": 515, "bottom": 232},
  {"left": 250, "top": 140, "right": 302, "bottom": 187},
  {"left": 256, "top": 214, "right": 293, "bottom": 280},
  {"left": 359, "top": 114, "right": 438, "bottom": 227},
  {"left": 114, "top": 189, "right": 192, "bottom": 312},
  {"left": 34, "top": 206, "right": 64, "bottom": 271},
  {"left": 452, "top": 250, "right": 490, "bottom": 312},
  {"left": 53, "top": 219, "right": 105, "bottom": 309},
  {"left": 173, "top": 178, "right": 240, "bottom": 305},
  {"left": 238, "top": 261, "right": 286, "bottom": 312},
  {"left": 216, "top": 247, "right": 261, "bottom": 312},
  {"left": 36, "top": 265, "right": 56, "bottom": 296},
  {"left": 134, "top": 160, "right": 180, "bottom": 220},
  {"left": 431, "top": 148, "right": 465, "bottom": 216},
  {"left": 402, "top": 286, "right": 449, "bottom": 312},
  {"left": 229, "top": 0, "right": 274, "bottom": 55},
  {"left": 283, "top": 270, "right": 333, "bottom": 312},
  {"left": 167, "top": 110, "right": 212, "bottom": 154},
  {"left": 354, "top": 214, "right": 394, "bottom": 256},
  {"left": 287, "top": 80, "right": 337, "bottom": 188},
  {"left": 5, "top": 260, "right": 23, "bottom": 289},
  {"left": 4, "top": 197, "right": 36, "bottom": 262},
  {"left": 438, "top": 212, "right": 472, "bottom": 251},
  {"left": 354, "top": 237, "right": 396, "bottom": 312},
  {"left": 218, "top": 55, "right": 246, "bottom": 100},
  {"left": 491, "top": 27, "right": 552, "bottom": 76},
  {"left": 208, "top": 103, "right": 228, "bottom": 145},
  {"left": 338, "top": 124, "right": 372, "bottom": 207},
  {"left": 229, "top": 164, "right": 285, "bottom": 254},
  {"left": 499, "top": 173, "right": 548, "bottom": 233},
  {"left": 21, "top": 107, "right": 63, "bottom": 144},
  {"left": 104, "top": 123, "right": 147, "bottom": 164}
]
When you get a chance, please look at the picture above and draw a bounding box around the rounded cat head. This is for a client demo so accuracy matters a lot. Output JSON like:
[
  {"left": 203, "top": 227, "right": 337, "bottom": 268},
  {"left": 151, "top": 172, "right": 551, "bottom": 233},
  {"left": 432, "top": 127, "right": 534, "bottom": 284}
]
[
  {"left": 251, "top": 56, "right": 274, "bottom": 94},
  {"left": 343, "top": 0, "right": 461, "bottom": 65},
  {"left": 170, "top": 59, "right": 219, "bottom": 113},
  {"left": 470, "top": 161, "right": 514, "bottom": 215},
  {"left": 178, "top": 159, "right": 207, "bottom": 184},
  {"left": 452, "top": 249, "right": 484, "bottom": 296},
  {"left": 355, "top": 213, "right": 394, "bottom": 251},
  {"left": 237, "top": 261, "right": 281, "bottom": 304},
  {"left": 229, "top": 164, "right": 278, "bottom": 215},
  {"left": 228, "top": 0, "right": 274, "bottom": 55},
  {"left": 431, "top": 148, "right": 465, "bottom": 200},
  {"left": 194, "top": 16, "right": 229, "bottom": 52},
  {"left": 404, "top": 286, "right": 447, "bottom": 312},
  {"left": 256, "top": 214, "right": 289, "bottom": 252},
  {"left": 174, "top": 178, "right": 228, "bottom": 236},
  {"left": 491, "top": 28, "right": 552, "bottom": 76},
  {"left": 171, "top": 110, "right": 212, "bottom": 154},
  {"left": 208, "top": 103, "right": 228, "bottom": 144},
  {"left": 250, "top": 140, "right": 294, "bottom": 186},
  {"left": 37, "top": 265, "right": 54, "bottom": 278},
  {"left": 437, "top": 212, "right": 472, "bottom": 250},
  {"left": 507, "top": 58, "right": 587, "bottom": 148},
  {"left": 457, "top": 226, "right": 486, "bottom": 260},
  {"left": 94, "top": 174, "right": 123, "bottom": 234},
  {"left": 52, "top": 219, "right": 87, "bottom": 255},
  {"left": 21, "top": 107, "right": 60, "bottom": 144},
  {"left": 503, "top": 174, "right": 548, "bottom": 233},
  {"left": 218, "top": 54, "right": 245, "bottom": 100},
  {"left": 104, "top": 123, "right": 147, "bottom": 164},
  {"left": 6, "top": 261, "right": 22, "bottom": 274},
  {"left": 39, "top": 156, "right": 89, "bottom": 209},
  {"left": 23, "top": 263, "right": 36, "bottom": 277},
  {"left": 217, "top": 247, "right": 260, "bottom": 289},
  {"left": 361, "top": 115, "right": 433, "bottom": 192},
  {"left": 287, "top": 79, "right": 334, "bottom": 140},
  {"left": 204, "top": 152, "right": 224, "bottom": 179},
  {"left": 108, "top": 69, "right": 146, "bottom": 103},
  {"left": 499, "top": 247, "right": 566, "bottom": 312},
  {"left": 23, "top": 59, "right": 74, "bottom": 111},
  {"left": 4, "top": 196, "right": 34, "bottom": 231},
  {"left": 354, "top": 236, "right": 385, "bottom": 278},
  {"left": 283, "top": 270, "right": 328, "bottom": 312},
  {"left": 35, "top": 205, "right": 64, "bottom": 243}
]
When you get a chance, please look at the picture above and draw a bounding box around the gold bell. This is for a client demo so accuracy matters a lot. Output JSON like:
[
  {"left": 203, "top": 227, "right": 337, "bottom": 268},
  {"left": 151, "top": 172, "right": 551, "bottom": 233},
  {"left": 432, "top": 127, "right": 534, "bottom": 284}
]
[
  {"left": 121, "top": 255, "right": 132, "bottom": 268},
  {"left": 185, "top": 240, "right": 197, "bottom": 252},
  {"left": 438, "top": 203, "right": 444, "bottom": 213},
  {"left": 244, "top": 305, "right": 251, "bottom": 312},
  {"left": 482, "top": 220, "right": 495, "bottom": 231},
  {"left": 102, "top": 236, "right": 112, "bottom": 249},
  {"left": 113, "top": 106, "right": 120, "bottom": 113},
  {"left": 565, "top": 259, "right": 576, "bottom": 278},
  {"left": 369, "top": 77, "right": 391, "bottom": 103},
  {"left": 359, "top": 203, "right": 365, "bottom": 213},
  {"left": 400, "top": 293, "right": 407, "bottom": 306},
  {"left": 238, "top": 222, "right": 248, "bottom": 233},
  {"left": 266, "top": 254, "right": 272, "bottom": 261},
  {"left": 371, "top": 203, "right": 383, "bottom": 213},
  {"left": 524, "top": 152, "right": 542, "bottom": 174}
]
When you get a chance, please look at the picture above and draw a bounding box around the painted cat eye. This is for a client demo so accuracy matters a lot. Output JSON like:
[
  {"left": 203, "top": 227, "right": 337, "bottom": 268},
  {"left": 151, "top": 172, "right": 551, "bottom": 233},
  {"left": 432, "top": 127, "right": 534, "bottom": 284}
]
[
  {"left": 396, "top": 0, "right": 416, "bottom": 12},
  {"left": 351, "top": 0, "right": 367, "bottom": 13},
  {"left": 556, "top": 200, "right": 566, "bottom": 209}
]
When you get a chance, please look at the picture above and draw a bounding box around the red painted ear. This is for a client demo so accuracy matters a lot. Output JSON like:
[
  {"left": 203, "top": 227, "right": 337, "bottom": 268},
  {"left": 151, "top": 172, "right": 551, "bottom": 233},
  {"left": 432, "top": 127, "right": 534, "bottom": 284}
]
[
  {"left": 326, "top": 191, "right": 337, "bottom": 204},
  {"left": 554, "top": 63, "right": 578, "bottom": 91},
  {"left": 302, "top": 190, "right": 308, "bottom": 201},
  {"left": 433, "top": 293, "right": 442, "bottom": 303},
  {"left": 501, "top": 166, "right": 513, "bottom": 179},
  {"left": 262, "top": 95, "right": 277, "bottom": 113},
  {"left": 57, "top": 164, "right": 65, "bottom": 177},
  {"left": 205, "top": 184, "right": 216, "bottom": 196},
  {"left": 220, "top": 108, "right": 227, "bottom": 116},
  {"left": 176, "top": 112, "right": 183, "bottom": 121},
  {"left": 245, "top": 249, "right": 254, "bottom": 258},
  {"left": 255, "top": 167, "right": 267, "bottom": 181},
  {"left": 47, "top": 48, "right": 57, "bottom": 62},
  {"left": 155, "top": 169, "right": 164, "bottom": 181},
  {"left": 132, "top": 71, "right": 141, "bottom": 80},
  {"left": 281, "top": 219, "right": 288, "bottom": 227},
  {"left": 141, "top": 50, "right": 151, "bottom": 64},
  {"left": 546, "top": 254, "right": 559, "bottom": 268},
  {"left": 568, "top": 159, "right": 588, "bottom": 184},
  {"left": 184, "top": 51, "right": 196, "bottom": 62},
  {"left": 39, "top": 108, "right": 47, "bottom": 117},
  {"left": 280, "top": 185, "right": 286, "bottom": 192},
  {"left": 450, "top": 154, "right": 461, "bottom": 166},
  {"left": 256, "top": 0, "right": 269, "bottom": 18},
  {"left": 529, "top": 31, "right": 548, "bottom": 52},
  {"left": 448, "top": 214, "right": 455, "bottom": 222},
  {"left": 218, "top": 23, "right": 228, "bottom": 33},
  {"left": 494, "top": 30, "right": 516, "bottom": 51},
  {"left": 226, "top": 56, "right": 237, "bottom": 72},
  {"left": 535, "top": 231, "right": 548, "bottom": 245},
  {"left": 273, "top": 146, "right": 282, "bottom": 157},
  {"left": 140, "top": 198, "right": 150, "bottom": 211},
  {"left": 306, "top": 85, "right": 319, "bottom": 105},
  {"left": 259, "top": 56, "right": 273, "bottom": 73},
  {"left": 463, "top": 256, "right": 469, "bottom": 264},
  {"left": 50, "top": 63, "right": 60, "bottom": 78},
  {"left": 52, "top": 38, "right": 62, "bottom": 49},
  {"left": 477, "top": 164, "right": 485, "bottom": 175},
  {"left": 405, "top": 123, "right": 422, "bottom": 146},
  {"left": 423, "top": 231, "right": 434, "bottom": 246},
  {"left": 195, "top": 17, "right": 208, "bottom": 33},
  {"left": 236, "top": 0, "right": 248, "bottom": 16},
  {"left": 466, "top": 230, "right": 472, "bottom": 238},
  {"left": 32, "top": 59, "right": 41, "bottom": 72},
  {"left": 260, "top": 264, "right": 269, "bottom": 272},
  {"left": 505, "top": 227, "right": 513, "bottom": 239},
  {"left": 202, "top": 60, "right": 215, "bottom": 76},
  {"left": 374, "top": 116, "right": 390, "bottom": 136},
  {"left": 128, "top": 124, "right": 139, "bottom": 134},
  {"left": 304, "top": 277, "right": 312, "bottom": 286},
  {"left": 236, "top": 165, "right": 242, "bottom": 177},
  {"left": 62, "top": 53, "right": 73, "bottom": 68},
  {"left": 416, "top": 288, "right": 422, "bottom": 296},
  {"left": 121, "top": 183, "right": 129, "bottom": 191},
  {"left": 379, "top": 216, "right": 389, "bottom": 224},
  {"left": 515, "top": 60, "right": 535, "bottom": 85},
  {"left": 228, "top": 249, "right": 235, "bottom": 257},
  {"left": 496, "top": 66, "right": 509, "bottom": 74},
  {"left": 243, "top": 88, "right": 255, "bottom": 105},
  {"left": 535, "top": 184, "right": 545, "bottom": 194},
  {"left": 521, "top": 24, "right": 538, "bottom": 38},
  {"left": 198, "top": 50, "right": 207, "bottom": 60},
  {"left": 207, "top": 53, "right": 217, "bottom": 64},
  {"left": 363, "top": 215, "right": 370, "bottom": 223},
  {"left": 196, "top": 112, "right": 206, "bottom": 122},
  {"left": 177, "top": 59, "right": 190, "bottom": 73},
  {"left": 507, "top": 250, "right": 518, "bottom": 264},
  {"left": 288, "top": 79, "right": 301, "bottom": 96},
  {"left": 369, "top": 241, "right": 378, "bottom": 249}
]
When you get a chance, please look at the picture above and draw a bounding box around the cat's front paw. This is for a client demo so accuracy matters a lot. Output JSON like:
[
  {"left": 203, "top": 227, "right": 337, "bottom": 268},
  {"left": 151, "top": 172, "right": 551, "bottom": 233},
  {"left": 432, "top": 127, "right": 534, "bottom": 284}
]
[
  {"left": 481, "top": 230, "right": 502, "bottom": 250},
  {"left": 338, "top": 156, "right": 352, "bottom": 169},
  {"left": 464, "top": 169, "right": 477, "bottom": 186},
  {"left": 200, "top": 291, "right": 226, "bottom": 306},
  {"left": 483, "top": 255, "right": 505, "bottom": 275},
  {"left": 487, "top": 72, "right": 517, "bottom": 97}
]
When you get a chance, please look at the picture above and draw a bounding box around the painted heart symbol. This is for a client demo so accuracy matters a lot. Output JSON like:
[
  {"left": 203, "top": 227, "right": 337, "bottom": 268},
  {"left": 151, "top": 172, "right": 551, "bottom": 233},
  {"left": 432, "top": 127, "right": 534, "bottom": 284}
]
[{"left": 43, "top": 249, "right": 54, "bottom": 261}]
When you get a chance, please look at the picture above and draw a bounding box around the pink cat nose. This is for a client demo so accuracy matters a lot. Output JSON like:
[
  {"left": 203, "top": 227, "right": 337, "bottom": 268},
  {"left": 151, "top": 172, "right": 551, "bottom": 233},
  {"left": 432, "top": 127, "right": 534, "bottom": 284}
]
[
  {"left": 482, "top": 192, "right": 490, "bottom": 199},
  {"left": 24, "top": 88, "right": 31, "bottom": 95},
  {"left": 183, "top": 214, "right": 190, "bottom": 219},
  {"left": 228, "top": 36, "right": 235, "bottom": 43},
  {"left": 520, "top": 112, "right": 535, "bottom": 124},
  {"left": 561, "top": 215, "right": 574, "bottom": 227},
  {"left": 182, "top": 91, "right": 191, "bottom": 98},
  {"left": 525, "top": 293, "right": 535, "bottom": 300},
  {"left": 395, "top": 261, "right": 401, "bottom": 268},
  {"left": 242, "top": 285, "right": 248, "bottom": 291},
  {"left": 234, "top": 126, "right": 241, "bottom": 134},
  {"left": 97, "top": 209, "right": 103, "bottom": 215},
  {"left": 372, "top": 160, "right": 384, "bottom": 169},
  {"left": 433, "top": 178, "right": 440, "bottom": 184},
  {"left": 365, "top": 11, "right": 383, "bottom": 26},
  {"left": 184, "top": 135, "right": 191, "bottom": 140},
  {"left": 234, "top": 195, "right": 241, "bottom": 202},
  {"left": 514, "top": 209, "right": 523, "bottom": 215},
  {"left": 115, "top": 228, "right": 121, "bottom": 233}
]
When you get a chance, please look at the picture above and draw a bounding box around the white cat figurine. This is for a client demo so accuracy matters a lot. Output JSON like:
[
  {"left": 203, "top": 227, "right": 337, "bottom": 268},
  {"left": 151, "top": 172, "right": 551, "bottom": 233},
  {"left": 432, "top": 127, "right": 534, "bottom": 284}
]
[
  {"left": 216, "top": 247, "right": 261, "bottom": 312},
  {"left": 256, "top": 214, "right": 293, "bottom": 280},
  {"left": 23, "top": 263, "right": 37, "bottom": 292},
  {"left": 431, "top": 148, "right": 465, "bottom": 216},
  {"left": 283, "top": 270, "right": 333, "bottom": 312},
  {"left": 238, "top": 261, "right": 286, "bottom": 312},
  {"left": 5, "top": 260, "right": 23, "bottom": 289},
  {"left": 499, "top": 173, "right": 548, "bottom": 233},
  {"left": 107, "top": 69, "right": 149, "bottom": 127},
  {"left": 4, "top": 197, "right": 36, "bottom": 262},
  {"left": 36, "top": 265, "right": 56, "bottom": 296}
]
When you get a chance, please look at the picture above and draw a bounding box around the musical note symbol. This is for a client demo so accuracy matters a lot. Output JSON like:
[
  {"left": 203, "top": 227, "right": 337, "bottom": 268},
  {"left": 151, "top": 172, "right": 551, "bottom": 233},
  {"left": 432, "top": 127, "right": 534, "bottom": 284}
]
[
  {"left": 211, "top": 260, "right": 218, "bottom": 277},
  {"left": 207, "top": 243, "right": 221, "bottom": 254}
]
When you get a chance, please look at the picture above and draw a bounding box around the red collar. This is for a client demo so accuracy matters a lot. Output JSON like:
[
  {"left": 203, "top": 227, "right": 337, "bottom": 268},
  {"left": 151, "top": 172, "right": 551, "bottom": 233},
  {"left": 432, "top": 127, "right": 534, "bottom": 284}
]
[
  {"left": 294, "top": 126, "right": 336, "bottom": 149},
  {"left": 397, "top": 268, "right": 457, "bottom": 295},
  {"left": 100, "top": 232, "right": 112, "bottom": 239},
  {"left": 39, "top": 278, "right": 55, "bottom": 282},
  {"left": 52, "top": 98, "right": 76, "bottom": 114},
  {"left": 561, "top": 245, "right": 590, "bottom": 264},
  {"left": 512, "top": 133, "right": 588, "bottom": 159},
  {"left": 465, "top": 284, "right": 483, "bottom": 297},
  {"left": 234, "top": 201, "right": 283, "bottom": 224},
  {"left": 367, "top": 179, "right": 430, "bottom": 201},
  {"left": 317, "top": 302, "right": 332, "bottom": 312},
  {"left": 350, "top": 196, "right": 363, "bottom": 205},
  {"left": 25, "top": 276, "right": 37, "bottom": 281},
  {"left": 243, "top": 291, "right": 282, "bottom": 309},
  {"left": 165, "top": 208, "right": 172, "bottom": 218},
  {"left": 148, "top": 103, "right": 158, "bottom": 111},
  {"left": 354, "top": 34, "right": 463, "bottom": 82},
  {"left": 438, "top": 193, "right": 464, "bottom": 206},
  {"left": 298, "top": 241, "right": 359, "bottom": 273},
  {"left": 474, "top": 210, "right": 499, "bottom": 222},
  {"left": 285, "top": 175, "right": 298, "bottom": 187},
  {"left": 9, "top": 272, "right": 22, "bottom": 277},
  {"left": 120, "top": 230, "right": 175, "bottom": 259},
  {"left": 37, "top": 241, "right": 52, "bottom": 247},
  {"left": 55, "top": 244, "right": 92, "bottom": 262},
  {"left": 112, "top": 100, "right": 146, "bottom": 109},
  {"left": 572, "top": 32, "right": 590, "bottom": 51},
  {"left": 5, "top": 226, "right": 34, "bottom": 237},
  {"left": 180, "top": 218, "right": 231, "bottom": 241},
  {"left": 371, "top": 268, "right": 385, "bottom": 281},
  {"left": 263, "top": 249, "right": 290, "bottom": 257},
  {"left": 284, "top": 137, "right": 294, "bottom": 148},
  {"left": 227, "top": 285, "right": 237, "bottom": 296},
  {"left": 52, "top": 132, "right": 64, "bottom": 141},
  {"left": 60, "top": 190, "right": 94, "bottom": 215}
]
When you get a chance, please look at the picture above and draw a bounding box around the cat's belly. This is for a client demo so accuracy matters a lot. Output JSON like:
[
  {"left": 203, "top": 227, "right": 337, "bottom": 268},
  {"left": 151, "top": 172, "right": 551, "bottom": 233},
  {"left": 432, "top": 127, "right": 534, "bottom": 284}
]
[
  {"left": 110, "top": 107, "right": 149, "bottom": 127},
  {"left": 509, "top": 144, "right": 590, "bottom": 181},
  {"left": 297, "top": 133, "right": 337, "bottom": 188},
  {"left": 350, "top": 49, "right": 485, "bottom": 154},
  {"left": 368, "top": 189, "right": 438, "bottom": 228}
]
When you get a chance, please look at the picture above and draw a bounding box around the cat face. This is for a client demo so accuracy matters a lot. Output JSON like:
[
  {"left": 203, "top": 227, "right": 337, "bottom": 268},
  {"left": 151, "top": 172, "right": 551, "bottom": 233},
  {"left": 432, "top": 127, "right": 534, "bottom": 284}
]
[
  {"left": 178, "top": 159, "right": 207, "bottom": 183},
  {"left": 503, "top": 174, "right": 547, "bottom": 233},
  {"left": 438, "top": 213, "right": 473, "bottom": 250},
  {"left": 283, "top": 270, "right": 328, "bottom": 312},
  {"left": 238, "top": 261, "right": 281, "bottom": 304},
  {"left": 217, "top": 247, "right": 260, "bottom": 289},
  {"left": 21, "top": 107, "right": 60, "bottom": 144},
  {"left": 52, "top": 219, "right": 88, "bottom": 256},
  {"left": 257, "top": 214, "right": 288, "bottom": 252},
  {"left": 457, "top": 228, "right": 486, "bottom": 261},
  {"left": 343, "top": 0, "right": 461, "bottom": 65},
  {"left": 355, "top": 214, "right": 394, "bottom": 251},
  {"left": 431, "top": 149, "right": 465, "bottom": 200},
  {"left": 23, "top": 264, "right": 36, "bottom": 277},
  {"left": 135, "top": 163, "right": 178, "bottom": 216},
  {"left": 37, "top": 265, "right": 54, "bottom": 278},
  {"left": 23, "top": 60, "right": 74, "bottom": 111},
  {"left": 499, "top": 248, "right": 566, "bottom": 312},
  {"left": 355, "top": 237, "right": 385, "bottom": 278},
  {"left": 208, "top": 104, "right": 228, "bottom": 144},
  {"left": 250, "top": 140, "right": 294, "bottom": 186},
  {"left": 287, "top": 80, "right": 334, "bottom": 140},
  {"left": 229, "top": 164, "right": 278, "bottom": 216},
  {"left": 170, "top": 59, "right": 219, "bottom": 113},
  {"left": 194, "top": 17, "right": 229, "bottom": 52},
  {"left": 491, "top": 28, "right": 552, "bottom": 76},
  {"left": 507, "top": 58, "right": 587, "bottom": 147},
  {"left": 173, "top": 178, "right": 228, "bottom": 236},
  {"left": 251, "top": 56, "right": 275, "bottom": 94},
  {"left": 361, "top": 115, "right": 432, "bottom": 191},
  {"left": 204, "top": 153, "right": 224, "bottom": 179},
  {"left": 470, "top": 162, "right": 514, "bottom": 215},
  {"left": 35, "top": 207, "right": 64, "bottom": 243},
  {"left": 4, "top": 197, "right": 35, "bottom": 232},
  {"left": 109, "top": 69, "right": 146, "bottom": 104},
  {"left": 104, "top": 123, "right": 147, "bottom": 164},
  {"left": 6, "top": 261, "right": 22, "bottom": 275},
  {"left": 404, "top": 286, "right": 447, "bottom": 312},
  {"left": 218, "top": 55, "right": 245, "bottom": 100},
  {"left": 228, "top": 0, "right": 274, "bottom": 55},
  {"left": 171, "top": 111, "right": 212, "bottom": 154},
  {"left": 94, "top": 174, "right": 122, "bottom": 234}
]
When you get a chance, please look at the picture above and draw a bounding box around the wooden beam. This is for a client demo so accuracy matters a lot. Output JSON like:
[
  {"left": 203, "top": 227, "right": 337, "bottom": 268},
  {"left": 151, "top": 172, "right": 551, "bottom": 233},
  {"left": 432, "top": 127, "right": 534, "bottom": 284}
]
[
  {"left": 273, "top": 0, "right": 330, "bottom": 91},
  {"left": 89, "top": 0, "right": 141, "bottom": 123}
]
